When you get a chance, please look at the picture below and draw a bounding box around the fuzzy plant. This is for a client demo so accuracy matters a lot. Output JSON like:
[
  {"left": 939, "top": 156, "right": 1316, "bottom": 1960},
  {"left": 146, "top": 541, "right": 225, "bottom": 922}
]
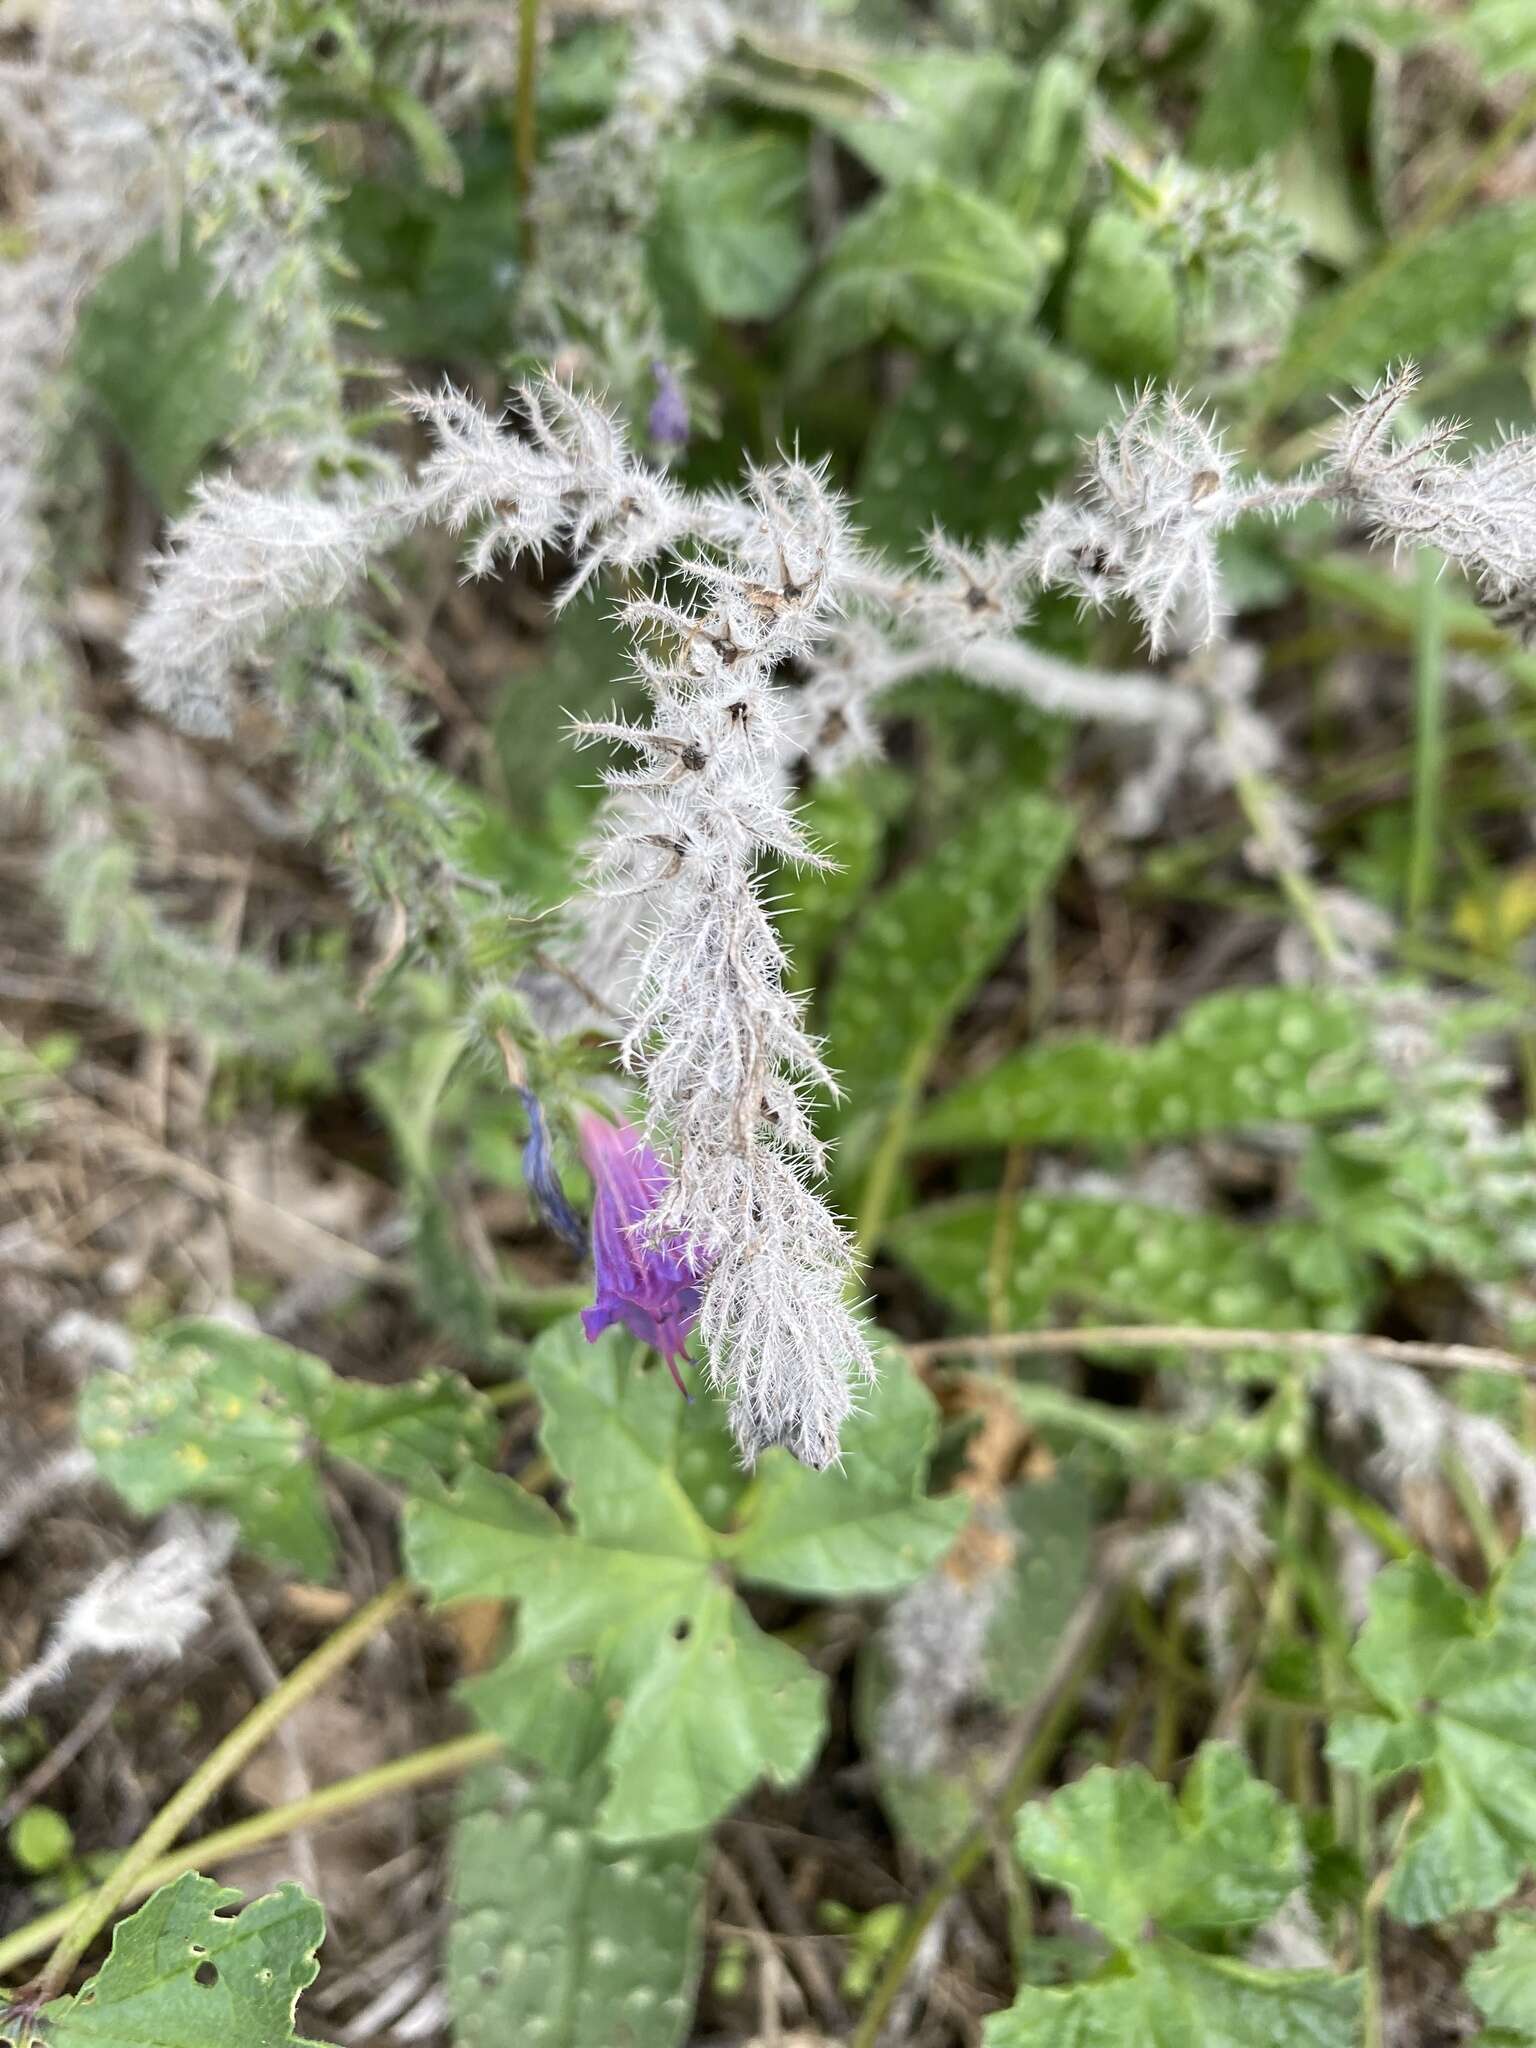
[{"left": 107, "top": 355, "right": 1536, "bottom": 1467}]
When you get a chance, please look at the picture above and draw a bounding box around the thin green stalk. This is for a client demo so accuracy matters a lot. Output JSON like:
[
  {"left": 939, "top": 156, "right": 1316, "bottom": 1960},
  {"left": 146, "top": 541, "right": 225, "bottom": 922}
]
[
  {"left": 1247, "top": 79, "right": 1536, "bottom": 438},
  {"left": 854, "top": 1043, "right": 929, "bottom": 1259},
  {"left": 848, "top": 1585, "right": 1121, "bottom": 2048},
  {"left": 1297, "top": 1453, "right": 1417, "bottom": 1564},
  {"left": 1445, "top": 1445, "right": 1506, "bottom": 1574},
  {"left": 32, "top": 1581, "right": 413, "bottom": 2001},
  {"left": 0, "top": 1730, "right": 498, "bottom": 1986},
  {"left": 1407, "top": 549, "right": 1447, "bottom": 931},
  {"left": 515, "top": 0, "right": 541, "bottom": 261}
]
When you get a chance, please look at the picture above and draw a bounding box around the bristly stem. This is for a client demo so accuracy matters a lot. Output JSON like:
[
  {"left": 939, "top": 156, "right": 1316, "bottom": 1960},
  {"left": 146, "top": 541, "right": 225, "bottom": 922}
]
[
  {"left": 0, "top": 1729, "right": 500, "bottom": 1986},
  {"left": 1407, "top": 548, "right": 1446, "bottom": 932},
  {"left": 515, "top": 0, "right": 541, "bottom": 262},
  {"left": 32, "top": 1581, "right": 413, "bottom": 2003}
]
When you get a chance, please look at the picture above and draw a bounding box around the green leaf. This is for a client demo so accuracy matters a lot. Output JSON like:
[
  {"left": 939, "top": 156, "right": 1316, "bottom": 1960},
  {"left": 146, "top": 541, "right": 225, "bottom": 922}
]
[
  {"left": 75, "top": 238, "right": 254, "bottom": 510},
  {"left": 406, "top": 1317, "right": 954, "bottom": 1841},
  {"left": 888, "top": 1194, "right": 1363, "bottom": 1334},
  {"left": 523, "top": 1314, "right": 728, "bottom": 1557},
  {"left": 913, "top": 988, "right": 1388, "bottom": 1153},
  {"left": 729, "top": 1347, "right": 967, "bottom": 1596},
  {"left": 0, "top": 1874, "right": 324, "bottom": 2048},
  {"left": 1262, "top": 199, "right": 1536, "bottom": 400},
  {"left": 1469, "top": 1915, "right": 1536, "bottom": 2041},
  {"left": 332, "top": 122, "right": 521, "bottom": 359},
  {"left": 988, "top": 52, "right": 1093, "bottom": 228},
  {"left": 405, "top": 1322, "right": 827, "bottom": 1840},
  {"left": 596, "top": 1577, "right": 826, "bottom": 1842},
  {"left": 1327, "top": 1545, "right": 1536, "bottom": 1922},
  {"left": 856, "top": 337, "right": 1113, "bottom": 553},
  {"left": 984, "top": 1945, "right": 1360, "bottom": 2048},
  {"left": 1016, "top": 1746, "right": 1306, "bottom": 1950},
  {"left": 815, "top": 50, "right": 1027, "bottom": 188},
  {"left": 777, "top": 768, "right": 902, "bottom": 991},
  {"left": 1192, "top": 0, "right": 1316, "bottom": 167},
  {"left": 447, "top": 1766, "right": 704, "bottom": 2048},
  {"left": 992, "top": 1748, "right": 1359, "bottom": 2048},
  {"left": 825, "top": 792, "right": 1074, "bottom": 1159},
  {"left": 1064, "top": 212, "right": 1180, "bottom": 380},
  {"left": 794, "top": 176, "right": 1061, "bottom": 378},
  {"left": 81, "top": 1320, "right": 493, "bottom": 1577},
  {"left": 652, "top": 122, "right": 811, "bottom": 322}
]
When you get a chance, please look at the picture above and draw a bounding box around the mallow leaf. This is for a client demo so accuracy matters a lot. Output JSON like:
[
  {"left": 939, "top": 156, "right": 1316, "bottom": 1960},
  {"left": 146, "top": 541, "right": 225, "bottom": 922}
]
[
  {"left": 728, "top": 1346, "right": 968, "bottom": 1596},
  {"left": 1015, "top": 1746, "right": 1306, "bottom": 1948},
  {"left": 405, "top": 1318, "right": 958, "bottom": 1842},
  {"left": 448, "top": 1765, "right": 705, "bottom": 2048},
  {"left": 1468, "top": 1914, "right": 1536, "bottom": 2043},
  {"left": 985, "top": 1946, "right": 1360, "bottom": 2048},
  {"left": 81, "top": 1320, "right": 493, "bottom": 1579},
  {"left": 1327, "top": 1545, "right": 1536, "bottom": 1923},
  {"left": 992, "top": 1747, "right": 1360, "bottom": 2048},
  {"left": 0, "top": 1875, "right": 323, "bottom": 2048}
]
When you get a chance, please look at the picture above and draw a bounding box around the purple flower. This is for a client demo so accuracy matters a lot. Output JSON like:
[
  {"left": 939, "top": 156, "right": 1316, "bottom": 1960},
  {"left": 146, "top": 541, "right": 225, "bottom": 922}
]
[
  {"left": 579, "top": 1112, "right": 703, "bottom": 1395},
  {"left": 647, "top": 361, "right": 690, "bottom": 450},
  {"left": 518, "top": 1088, "right": 587, "bottom": 1256}
]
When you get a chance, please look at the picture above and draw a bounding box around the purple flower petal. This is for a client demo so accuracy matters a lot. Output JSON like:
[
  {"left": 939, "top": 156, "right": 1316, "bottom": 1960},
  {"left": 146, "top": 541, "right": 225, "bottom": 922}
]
[
  {"left": 579, "top": 1112, "right": 706, "bottom": 1395},
  {"left": 647, "top": 361, "right": 689, "bottom": 450},
  {"left": 518, "top": 1088, "right": 587, "bottom": 1255}
]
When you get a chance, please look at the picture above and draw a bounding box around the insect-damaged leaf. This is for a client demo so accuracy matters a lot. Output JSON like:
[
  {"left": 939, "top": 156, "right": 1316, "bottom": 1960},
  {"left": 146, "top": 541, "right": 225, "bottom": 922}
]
[{"left": 0, "top": 1875, "right": 324, "bottom": 2048}]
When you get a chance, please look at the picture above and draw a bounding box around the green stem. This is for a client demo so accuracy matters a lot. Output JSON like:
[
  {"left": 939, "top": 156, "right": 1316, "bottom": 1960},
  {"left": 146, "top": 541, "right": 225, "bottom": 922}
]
[
  {"left": 515, "top": 0, "right": 541, "bottom": 262},
  {"left": 1248, "top": 78, "right": 1536, "bottom": 438},
  {"left": 0, "top": 1729, "right": 498, "bottom": 1987},
  {"left": 854, "top": 1043, "right": 929, "bottom": 1260},
  {"left": 1407, "top": 549, "right": 1446, "bottom": 931},
  {"left": 32, "top": 1581, "right": 413, "bottom": 2001},
  {"left": 1297, "top": 1453, "right": 1417, "bottom": 1563},
  {"left": 848, "top": 1586, "right": 1120, "bottom": 2048},
  {"left": 1229, "top": 762, "right": 1343, "bottom": 971}
]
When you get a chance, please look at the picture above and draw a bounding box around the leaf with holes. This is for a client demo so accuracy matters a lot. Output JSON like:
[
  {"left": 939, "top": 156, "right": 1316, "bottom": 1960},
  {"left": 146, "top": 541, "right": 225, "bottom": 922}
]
[
  {"left": 81, "top": 1319, "right": 493, "bottom": 1578},
  {"left": 404, "top": 1316, "right": 955, "bottom": 1842},
  {"left": 989, "top": 1747, "right": 1360, "bottom": 2047},
  {"left": 1327, "top": 1545, "right": 1536, "bottom": 1923},
  {"left": 914, "top": 987, "right": 1388, "bottom": 1153},
  {"left": 447, "top": 1766, "right": 705, "bottom": 2048},
  {"left": 0, "top": 1875, "right": 324, "bottom": 2047}
]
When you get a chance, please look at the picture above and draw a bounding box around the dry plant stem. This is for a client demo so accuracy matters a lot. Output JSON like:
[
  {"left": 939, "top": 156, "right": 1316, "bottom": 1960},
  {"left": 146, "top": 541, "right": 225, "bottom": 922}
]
[
  {"left": 904, "top": 1324, "right": 1536, "bottom": 1382},
  {"left": 214, "top": 1584, "right": 322, "bottom": 1900},
  {"left": 0, "top": 1730, "right": 500, "bottom": 1986},
  {"left": 32, "top": 1581, "right": 413, "bottom": 2002},
  {"left": 848, "top": 1582, "right": 1122, "bottom": 2048}
]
